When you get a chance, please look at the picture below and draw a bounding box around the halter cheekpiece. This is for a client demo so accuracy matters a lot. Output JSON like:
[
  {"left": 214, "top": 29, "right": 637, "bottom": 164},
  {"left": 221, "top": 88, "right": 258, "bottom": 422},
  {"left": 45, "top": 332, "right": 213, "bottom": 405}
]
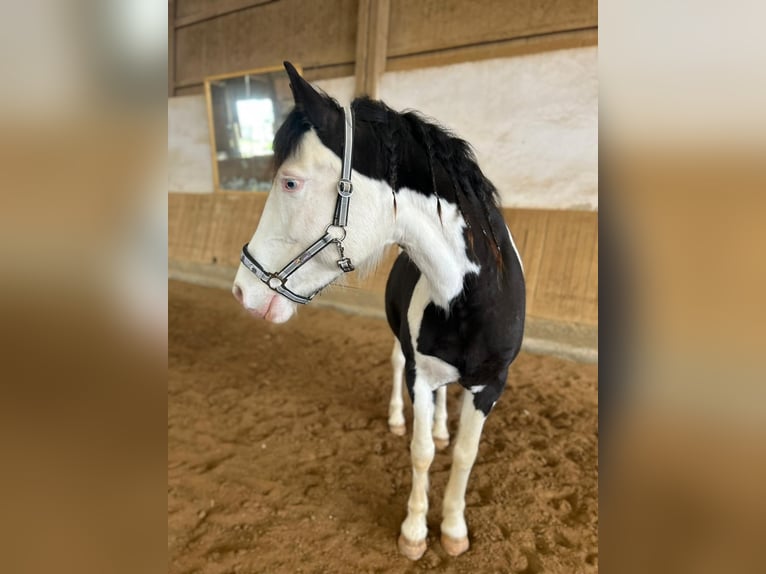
[{"left": 240, "top": 106, "right": 356, "bottom": 305}]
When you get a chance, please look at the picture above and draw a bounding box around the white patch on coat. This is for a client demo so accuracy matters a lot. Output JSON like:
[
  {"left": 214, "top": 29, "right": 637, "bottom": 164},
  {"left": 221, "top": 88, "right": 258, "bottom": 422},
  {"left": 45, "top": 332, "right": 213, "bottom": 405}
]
[
  {"left": 469, "top": 385, "right": 486, "bottom": 393},
  {"left": 406, "top": 276, "right": 460, "bottom": 391},
  {"left": 394, "top": 189, "right": 479, "bottom": 309}
]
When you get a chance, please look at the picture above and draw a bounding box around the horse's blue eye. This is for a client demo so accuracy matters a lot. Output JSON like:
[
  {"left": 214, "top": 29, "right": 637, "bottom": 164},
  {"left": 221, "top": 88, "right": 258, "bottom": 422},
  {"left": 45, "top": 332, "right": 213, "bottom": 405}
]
[{"left": 281, "top": 177, "right": 303, "bottom": 192}]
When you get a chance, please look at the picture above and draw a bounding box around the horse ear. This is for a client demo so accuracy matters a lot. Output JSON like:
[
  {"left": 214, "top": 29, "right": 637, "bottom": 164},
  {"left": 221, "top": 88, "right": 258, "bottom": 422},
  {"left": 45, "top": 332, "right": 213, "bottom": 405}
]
[{"left": 283, "top": 61, "right": 339, "bottom": 132}]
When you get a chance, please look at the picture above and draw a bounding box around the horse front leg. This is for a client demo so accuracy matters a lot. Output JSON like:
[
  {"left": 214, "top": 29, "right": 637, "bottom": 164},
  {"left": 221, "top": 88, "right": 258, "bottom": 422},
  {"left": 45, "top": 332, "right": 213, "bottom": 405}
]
[
  {"left": 388, "top": 339, "right": 406, "bottom": 436},
  {"left": 432, "top": 385, "right": 450, "bottom": 450},
  {"left": 440, "top": 388, "right": 489, "bottom": 556},
  {"left": 398, "top": 376, "right": 435, "bottom": 560}
]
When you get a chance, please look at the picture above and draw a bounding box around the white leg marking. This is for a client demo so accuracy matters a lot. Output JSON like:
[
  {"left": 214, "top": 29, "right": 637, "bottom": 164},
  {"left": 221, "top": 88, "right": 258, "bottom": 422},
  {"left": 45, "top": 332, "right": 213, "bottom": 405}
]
[
  {"left": 388, "top": 339, "right": 406, "bottom": 435},
  {"left": 432, "top": 385, "right": 450, "bottom": 450},
  {"left": 399, "top": 377, "right": 435, "bottom": 557},
  {"left": 441, "top": 389, "right": 487, "bottom": 554}
]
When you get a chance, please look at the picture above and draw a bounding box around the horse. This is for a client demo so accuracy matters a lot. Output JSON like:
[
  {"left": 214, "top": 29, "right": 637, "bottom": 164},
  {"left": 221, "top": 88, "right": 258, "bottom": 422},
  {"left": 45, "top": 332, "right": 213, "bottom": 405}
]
[{"left": 232, "top": 61, "right": 525, "bottom": 560}]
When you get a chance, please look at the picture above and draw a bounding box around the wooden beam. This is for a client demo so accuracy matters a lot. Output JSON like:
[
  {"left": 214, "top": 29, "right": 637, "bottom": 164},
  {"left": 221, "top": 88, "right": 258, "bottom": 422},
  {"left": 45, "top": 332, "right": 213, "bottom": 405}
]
[
  {"left": 354, "top": 0, "right": 390, "bottom": 98},
  {"left": 386, "top": 27, "right": 598, "bottom": 73},
  {"left": 354, "top": 0, "right": 371, "bottom": 95},
  {"left": 173, "top": 62, "right": 355, "bottom": 94},
  {"left": 174, "top": 0, "right": 358, "bottom": 87},
  {"left": 174, "top": 0, "right": 275, "bottom": 29},
  {"left": 369, "top": 0, "right": 390, "bottom": 95}
]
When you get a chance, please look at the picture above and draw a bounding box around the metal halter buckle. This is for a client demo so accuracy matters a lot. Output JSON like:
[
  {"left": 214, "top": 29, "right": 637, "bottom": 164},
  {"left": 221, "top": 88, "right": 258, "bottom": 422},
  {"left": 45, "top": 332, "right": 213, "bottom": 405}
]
[{"left": 337, "top": 179, "right": 353, "bottom": 197}]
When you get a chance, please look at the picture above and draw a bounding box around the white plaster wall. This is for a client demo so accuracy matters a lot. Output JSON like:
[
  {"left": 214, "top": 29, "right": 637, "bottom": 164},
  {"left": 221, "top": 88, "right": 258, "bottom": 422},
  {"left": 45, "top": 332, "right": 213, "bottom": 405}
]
[
  {"left": 168, "top": 47, "right": 597, "bottom": 209},
  {"left": 317, "top": 47, "right": 597, "bottom": 210},
  {"left": 168, "top": 95, "right": 214, "bottom": 193}
]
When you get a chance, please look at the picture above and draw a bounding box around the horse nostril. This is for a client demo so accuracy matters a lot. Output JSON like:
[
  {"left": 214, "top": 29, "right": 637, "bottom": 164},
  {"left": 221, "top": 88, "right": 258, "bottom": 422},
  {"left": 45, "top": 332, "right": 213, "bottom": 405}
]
[{"left": 232, "top": 284, "right": 243, "bottom": 303}]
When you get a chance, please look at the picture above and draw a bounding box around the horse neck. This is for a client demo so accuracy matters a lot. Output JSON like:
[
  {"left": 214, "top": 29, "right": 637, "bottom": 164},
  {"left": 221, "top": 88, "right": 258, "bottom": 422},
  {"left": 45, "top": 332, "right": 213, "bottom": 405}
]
[{"left": 391, "top": 190, "right": 480, "bottom": 309}]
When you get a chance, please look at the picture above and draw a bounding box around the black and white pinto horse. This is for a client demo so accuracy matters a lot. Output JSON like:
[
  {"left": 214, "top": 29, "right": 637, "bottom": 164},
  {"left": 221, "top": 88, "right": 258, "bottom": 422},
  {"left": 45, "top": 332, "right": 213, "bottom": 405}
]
[{"left": 232, "top": 62, "right": 525, "bottom": 560}]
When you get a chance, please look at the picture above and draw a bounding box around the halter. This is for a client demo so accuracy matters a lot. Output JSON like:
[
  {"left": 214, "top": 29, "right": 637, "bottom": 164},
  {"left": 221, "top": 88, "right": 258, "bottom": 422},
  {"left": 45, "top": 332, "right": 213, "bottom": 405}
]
[{"left": 239, "top": 106, "right": 356, "bottom": 305}]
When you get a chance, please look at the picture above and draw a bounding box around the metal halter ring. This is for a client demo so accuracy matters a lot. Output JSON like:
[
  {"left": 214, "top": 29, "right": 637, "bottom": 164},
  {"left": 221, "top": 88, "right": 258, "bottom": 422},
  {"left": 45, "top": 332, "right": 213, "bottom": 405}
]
[
  {"left": 325, "top": 223, "right": 347, "bottom": 242},
  {"left": 267, "top": 276, "right": 284, "bottom": 289}
]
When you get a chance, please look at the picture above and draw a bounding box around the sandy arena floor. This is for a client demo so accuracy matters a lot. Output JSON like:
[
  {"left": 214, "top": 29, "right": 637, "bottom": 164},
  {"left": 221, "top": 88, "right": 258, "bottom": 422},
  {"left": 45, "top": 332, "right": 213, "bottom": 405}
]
[{"left": 168, "top": 280, "right": 598, "bottom": 573}]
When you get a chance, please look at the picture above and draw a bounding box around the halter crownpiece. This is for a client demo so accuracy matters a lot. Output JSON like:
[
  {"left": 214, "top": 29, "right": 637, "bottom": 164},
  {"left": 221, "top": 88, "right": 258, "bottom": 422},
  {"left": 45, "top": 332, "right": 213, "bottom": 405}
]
[{"left": 240, "top": 105, "right": 355, "bottom": 305}]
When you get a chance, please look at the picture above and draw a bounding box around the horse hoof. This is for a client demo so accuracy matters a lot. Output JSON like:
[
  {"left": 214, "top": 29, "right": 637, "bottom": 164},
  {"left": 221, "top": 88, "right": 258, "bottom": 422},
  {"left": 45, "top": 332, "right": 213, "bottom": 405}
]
[
  {"left": 398, "top": 534, "right": 427, "bottom": 560},
  {"left": 441, "top": 534, "right": 470, "bottom": 557},
  {"left": 389, "top": 423, "right": 406, "bottom": 436},
  {"left": 433, "top": 436, "right": 450, "bottom": 451}
]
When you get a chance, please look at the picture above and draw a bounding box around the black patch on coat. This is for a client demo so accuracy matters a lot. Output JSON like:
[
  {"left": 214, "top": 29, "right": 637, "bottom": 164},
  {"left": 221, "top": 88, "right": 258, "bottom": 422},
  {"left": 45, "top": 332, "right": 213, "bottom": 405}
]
[{"left": 384, "top": 254, "right": 422, "bottom": 401}]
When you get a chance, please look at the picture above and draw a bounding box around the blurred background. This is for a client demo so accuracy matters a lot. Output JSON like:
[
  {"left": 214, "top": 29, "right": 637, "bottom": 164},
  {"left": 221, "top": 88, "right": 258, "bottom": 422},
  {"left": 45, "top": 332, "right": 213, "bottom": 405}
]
[{"left": 1, "top": 1, "right": 167, "bottom": 573}]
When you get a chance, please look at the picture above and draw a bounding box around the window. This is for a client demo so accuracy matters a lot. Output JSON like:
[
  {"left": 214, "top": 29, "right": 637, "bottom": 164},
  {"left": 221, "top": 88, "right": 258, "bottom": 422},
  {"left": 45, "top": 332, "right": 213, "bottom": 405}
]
[{"left": 236, "top": 98, "right": 275, "bottom": 157}]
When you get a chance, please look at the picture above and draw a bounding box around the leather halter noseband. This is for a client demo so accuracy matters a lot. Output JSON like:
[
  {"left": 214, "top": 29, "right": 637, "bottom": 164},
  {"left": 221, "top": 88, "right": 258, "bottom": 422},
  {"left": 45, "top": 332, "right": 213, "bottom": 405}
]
[{"left": 239, "top": 106, "right": 356, "bottom": 305}]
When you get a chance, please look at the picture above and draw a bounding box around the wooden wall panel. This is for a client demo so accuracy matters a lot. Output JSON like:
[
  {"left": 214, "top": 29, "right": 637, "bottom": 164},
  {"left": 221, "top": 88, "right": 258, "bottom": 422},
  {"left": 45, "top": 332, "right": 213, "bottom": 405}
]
[
  {"left": 530, "top": 210, "right": 598, "bottom": 324},
  {"left": 169, "top": 193, "right": 267, "bottom": 264},
  {"left": 176, "top": 0, "right": 210, "bottom": 20},
  {"left": 387, "top": 0, "right": 597, "bottom": 57},
  {"left": 170, "top": 0, "right": 598, "bottom": 94},
  {"left": 385, "top": 28, "right": 597, "bottom": 72},
  {"left": 169, "top": 193, "right": 597, "bottom": 326},
  {"left": 174, "top": 85, "right": 205, "bottom": 97},
  {"left": 174, "top": 0, "right": 358, "bottom": 89},
  {"left": 176, "top": 0, "right": 275, "bottom": 26}
]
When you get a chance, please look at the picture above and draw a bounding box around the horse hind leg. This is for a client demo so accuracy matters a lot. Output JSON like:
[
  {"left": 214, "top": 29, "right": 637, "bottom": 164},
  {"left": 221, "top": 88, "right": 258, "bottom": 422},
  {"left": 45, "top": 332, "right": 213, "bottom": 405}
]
[
  {"left": 388, "top": 339, "right": 406, "bottom": 436},
  {"left": 432, "top": 385, "right": 450, "bottom": 450},
  {"left": 440, "top": 388, "right": 489, "bottom": 557}
]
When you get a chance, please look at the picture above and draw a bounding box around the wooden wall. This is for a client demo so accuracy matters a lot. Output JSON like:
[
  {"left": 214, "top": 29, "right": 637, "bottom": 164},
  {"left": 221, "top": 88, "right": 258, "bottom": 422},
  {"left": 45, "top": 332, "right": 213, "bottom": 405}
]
[
  {"left": 169, "top": 0, "right": 597, "bottom": 96},
  {"left": 168, "top": 193, "right": 597, "bottom": 327}
]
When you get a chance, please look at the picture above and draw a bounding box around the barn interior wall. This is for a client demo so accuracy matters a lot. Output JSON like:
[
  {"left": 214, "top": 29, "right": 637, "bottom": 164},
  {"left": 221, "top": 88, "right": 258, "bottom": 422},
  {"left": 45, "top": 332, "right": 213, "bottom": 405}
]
[
  {"left": 169, "top": 0, "right": 596, "bottom": 93},
  {"left": 169, "top": 47, "right": 597, "bottom": 209},
  {"left": 168, "top": 0, "right": 598, "bottom": 355},
  {"left": 168, "top": 95, "right": 214, "bottom": 193}
]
